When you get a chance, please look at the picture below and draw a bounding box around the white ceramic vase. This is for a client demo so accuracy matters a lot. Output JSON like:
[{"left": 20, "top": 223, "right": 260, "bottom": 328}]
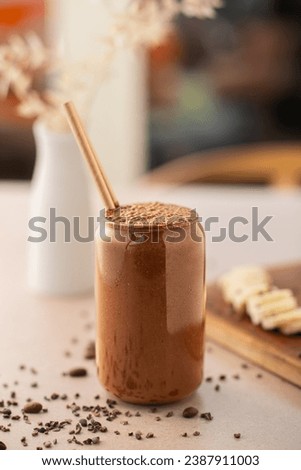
[{"left": 27, "top": 121, "right": 94, "bottom": 296}]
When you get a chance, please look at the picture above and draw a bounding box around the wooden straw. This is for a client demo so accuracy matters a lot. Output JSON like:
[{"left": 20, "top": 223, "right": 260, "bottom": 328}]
[{"left": 64, "top": 101, "right": 119, "bottom": 210}]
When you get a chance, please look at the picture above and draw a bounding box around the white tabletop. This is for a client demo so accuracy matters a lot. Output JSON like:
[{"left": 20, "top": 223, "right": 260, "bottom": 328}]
[{"left": 0, "top": 182, "right": 300, "bottom": 450}]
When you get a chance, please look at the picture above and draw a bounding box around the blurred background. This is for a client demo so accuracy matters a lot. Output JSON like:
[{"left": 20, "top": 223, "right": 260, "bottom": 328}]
[{"left": 0, "top": 0, "right": 301, "bottom": 185}]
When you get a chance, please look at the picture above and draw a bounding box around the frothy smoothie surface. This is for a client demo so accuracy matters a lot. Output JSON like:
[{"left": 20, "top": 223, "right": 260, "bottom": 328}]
[{"left": 106, "top": 202, "right": 197, "bottom": 227}]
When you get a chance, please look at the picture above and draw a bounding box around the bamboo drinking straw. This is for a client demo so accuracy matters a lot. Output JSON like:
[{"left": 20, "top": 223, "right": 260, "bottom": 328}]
[{"left": 64, "top": 101, "right": 119, "bottom": 211}]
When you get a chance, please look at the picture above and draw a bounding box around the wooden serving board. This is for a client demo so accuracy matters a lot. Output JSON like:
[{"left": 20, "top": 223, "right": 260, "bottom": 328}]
[{"left": 206, "top": 263, "right": 301, "bottom": 387}]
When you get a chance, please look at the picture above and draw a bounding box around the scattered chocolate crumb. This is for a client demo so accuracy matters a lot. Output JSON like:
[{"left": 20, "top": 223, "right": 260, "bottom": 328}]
[
  {"left": 19, "top": 365, "right": 26, "bottom": 370},
  {"left": 21, "top": 437, "right": 28, "bottom": 447},
  {"left": 84, "top": 341, "right": 96, "bottom": 360},
  {"left": 83, "top": 438, "right": 93, "bottom": 445},
  {"left": 114, "top": 431, "right": 120, "bottom": 435},
  {"left": 155, "top": 417, "right": 161, "bottom": 422},
  {"left": 128, "top": 432, "right": 133, "bottom": 436},
  {"left": 51, "top": 393, "right": 59, "bottom": 400},
  {"left": 31, "top": 382, "right": 38, "bottom": 389},
  {"left": 241, "top": 363, "right": 249, "bottom": 369},
  {"left": 94, "top": 395, "right": 100, "bottom": 400},
  {"left": 183, "top": 407, "right": 198, "bottom": 418},
  {"left": 125, "top": 411, "right": 132, "bottom": 417},
  {"left": 256, "top": 374, "right": 263, "bottom": 379},
  {"left": 146, "top": 432, "right": 154, "bottom": 439},
  {"left": 135, "top": 431, "right": 142, "bottom": 440},
  {"left": 135, "top": 411, "right": 141, "bottom": 417},
  {"left": 0, "top": 442, "right": 7, "bottom": 450},
  {"left": 2, "top": 384, "right": 8, "bottom": 389},
  {"left": 30, "top": 368, "right": 38, "bottom": 375},
  {"left": 150, "top": 407, "right": 157, "bottom": 413},
  {"left": 233, "top": 374, "right": 240, "bottom": 380},
  {"left": 10, "top": 392, "right": 16, "bottom": 399},
  {"left": 43, "top": 408, "right": 48, "bottom": 413},
  {"left": 71, "top": 337, "right": 78, "bottom": 344},
  {"left": 106, "top": 399, "right": 117, "bottom": 408},
  {"left": 234, "top": 433, "right": 241, "bottom": 439},
  {"left": 61, "top": 394, "right": 68, "bottom": 400},
  {"left": 23, "top": 402, "right": 43, "bottom": 414},
  {"left": 11, "top": 415, "right": 21, "bottom": 421},
  {"left": 68, "top": 436, "right": 83, "bottom": 446},
  {"left": 200, "top": 412, "right": 213, "bottom": 421},
  {"left": 32, "top": 431, "right": 39, "bottom": 437},
  {"left": 92, "top": 437, "right": 100, "bottom": 445},
  {"left": 69, "top": 368, "right": 87, "bottom": 378},
  {"left": 75, "top": 393, "right": 80, "bottom": 399},
  {"left": 79, "top": 419, "right": 87, "bottom": 427},
  {"left": 219, "top": 375, "right": 226, "bottom": 381},
  {"left": 53, "top": 439, "right": 58, "bottom": 445},
  {"left": 0, "top": 425, "right": 10, "bottom": 433},
  {"left": 121, "top": 421, "right": 129, "bottom": 426},
  {"left": 214, "top": 385, "right": 220, "bottom": 392},
  {"left": 181, "top": 432, "right": 188, "bottom": 437},
  {"left": 205, "top": 377, "right": 212, "bottom": 382},
  {"left": 2, "top": 408, "right": 12, "bottom": 417},
  {"left": 44, "top": 441, "right": 52, "bottom": 449},
  {"left": 36, "top": 447, "right": 43, "bottom": 450},
  {"left": 166, "top": 411, "right": 174, "bottom": 418},
  {"left": 64, "top": 351, "right": 71, "bottom": 357},
  {"left": 193, "top": 431, "right": 200, "bottom": 436}
]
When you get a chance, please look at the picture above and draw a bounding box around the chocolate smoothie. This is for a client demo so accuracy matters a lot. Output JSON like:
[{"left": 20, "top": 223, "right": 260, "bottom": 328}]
[{"left": 95, "top": 202, "right": 206, "bottom": 404}]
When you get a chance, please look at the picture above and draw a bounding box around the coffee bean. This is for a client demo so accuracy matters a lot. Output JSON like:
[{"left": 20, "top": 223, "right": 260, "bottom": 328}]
[
  {"left": 183, "top": 407, "right": 198, "bottom": 418},
  {"left": 69, "top": 368, "right": 87, "bottom": 377},
  {"left": 0, "top": 441, "right": 7, "bottom": 450},
  {"left": 23, "top": 402, "right": 43, "bottom": 414}
]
